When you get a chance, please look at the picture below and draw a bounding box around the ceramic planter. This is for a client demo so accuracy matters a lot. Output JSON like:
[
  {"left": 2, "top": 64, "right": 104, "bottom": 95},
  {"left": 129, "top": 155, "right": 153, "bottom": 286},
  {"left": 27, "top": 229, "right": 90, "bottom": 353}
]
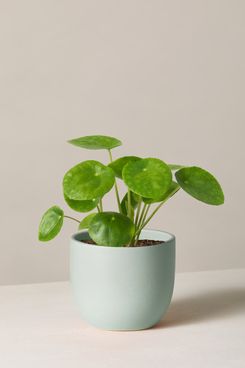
[{"left": 70, "top": 229, "right": 175, "bottom": 330}]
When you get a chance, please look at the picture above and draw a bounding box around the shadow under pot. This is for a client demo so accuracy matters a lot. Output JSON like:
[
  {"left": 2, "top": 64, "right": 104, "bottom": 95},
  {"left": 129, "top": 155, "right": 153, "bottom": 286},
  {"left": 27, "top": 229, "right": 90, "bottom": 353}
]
[{"left": 70, "top": 229, "right": 175, "bottom": 331}]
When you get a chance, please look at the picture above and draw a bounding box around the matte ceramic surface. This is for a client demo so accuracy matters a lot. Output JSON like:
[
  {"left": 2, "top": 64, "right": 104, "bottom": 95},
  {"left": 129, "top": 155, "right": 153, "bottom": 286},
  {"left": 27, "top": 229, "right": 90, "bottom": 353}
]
[{"left": 70, "top": 229, "right": 175, "bottom": 330}]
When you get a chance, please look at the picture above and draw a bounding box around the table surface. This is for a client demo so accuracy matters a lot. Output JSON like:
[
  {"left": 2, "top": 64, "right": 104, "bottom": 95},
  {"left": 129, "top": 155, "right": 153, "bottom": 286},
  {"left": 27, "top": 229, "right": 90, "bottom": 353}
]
[{"left": 0, "top": 269, "right": 244, "bottom": 368}]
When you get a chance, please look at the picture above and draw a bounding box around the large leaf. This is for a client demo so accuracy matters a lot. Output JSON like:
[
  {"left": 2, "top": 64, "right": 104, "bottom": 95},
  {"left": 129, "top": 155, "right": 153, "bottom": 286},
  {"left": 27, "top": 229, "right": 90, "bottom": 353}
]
[
  {"left": 89, "top": 212, "right": 135, "bottom": 246},
  {"left": 122, "top": 158, "right": 172, "bottom": 199},
  {"left": 143, "top": 181, "right": 180, "bottom": 204},
  {"left": 38, "top": 206, "right": 64, "bottom": 241},
  {"left": 64, "top": 194, "right": 99, "bottom": 213},
  {"left": 175, "top": 166, "right": 224, "bottom": 205},
  {"left": 68, "top": 135, "right": 122, "bottom": 150},
  {"left": 108, "top": 156, "right": 140, "bottom": 179},
  {"left": 78, "top": 213, "right": 97, "bottom": 230},
  {"left": 63, "top": 160, "right": 115, "bottom": 200}
]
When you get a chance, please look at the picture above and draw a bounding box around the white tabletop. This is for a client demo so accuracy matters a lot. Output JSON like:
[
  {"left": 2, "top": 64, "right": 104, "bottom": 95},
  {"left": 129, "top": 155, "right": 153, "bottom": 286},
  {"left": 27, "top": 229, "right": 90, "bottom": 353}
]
[{"left": 0, "top": 269, "right": 244, "bottom": 368}]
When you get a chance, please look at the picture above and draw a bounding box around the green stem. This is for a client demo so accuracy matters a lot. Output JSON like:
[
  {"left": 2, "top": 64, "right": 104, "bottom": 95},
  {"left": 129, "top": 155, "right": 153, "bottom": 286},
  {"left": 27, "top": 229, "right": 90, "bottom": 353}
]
[
  {"left": 96, "top": 205, "right": 101, "bottom": 213},
  {"left": 134, "top": 198, "right": 142, "bottom": 227},
  {"left": 137, "top": 202, "right": 164, "bottom": 233},
  {"left": 128, "top": 196, "right": 143, "bottom": 246},
  {"left": 127, "top": 189, "right": 133, "bottom": 220},
  {"left": 140, "top": 204, "right": 150, "bottom": 228},
  {"left": 136, "top": 203, "right": 147, "bottom": 231},
  {"left": 135, "top": 187, "right": 180, "bottom": 236},
  {"left": 134, "top": 204, "right": 150, "bottom": 245},
  {"left": 64, "top": 215, "right": 80, "bottom": 224},
  {"left": 99, "top": 198, "right": 103, "bottom": 212},
  {"left": 108, "top": 149, "right": 122, "bottom": 213}
]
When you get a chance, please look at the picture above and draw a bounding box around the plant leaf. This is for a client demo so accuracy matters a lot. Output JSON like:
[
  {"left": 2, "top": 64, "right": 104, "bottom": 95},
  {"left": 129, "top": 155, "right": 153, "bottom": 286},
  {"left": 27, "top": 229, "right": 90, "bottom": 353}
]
[
  {"left": 38, "top": 206, "right": 64, "bottom": 241},
  {"left": 78, "top": 213, "right": 97, "bottom": 230},
  {"left": 68, "top": 135, "right": 122, "bottom": 150},
  {"left": 168, "top": 164, "right": 185, "bottom": 170},
  {"left": 143, "top": 181, "right": 180, "bottom": 204},
  {"left": 122, "top": 158, "right": 172, "bottom": 199},
  {"left": 89, "top": 212, "right": 135, "bottom": 246},
  {"left": 63, "top": 160, "right": 115, "bottom": 200},
  {"left": 64, "top": 194, "right": 99, "bottom": 212},
  {"left": 175, "top": 166, "right": 224, "bottom": 205},
  {"left": 108, "top": 156, "right": 140, "bottom": 178},
  {"left": 121, "top": 191, "right": 140, "bottom": 216}
]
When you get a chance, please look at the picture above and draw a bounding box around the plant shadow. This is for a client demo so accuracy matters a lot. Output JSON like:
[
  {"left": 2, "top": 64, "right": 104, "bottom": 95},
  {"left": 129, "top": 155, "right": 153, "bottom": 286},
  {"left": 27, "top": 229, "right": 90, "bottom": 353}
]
[{"left": 155, "top": 287, "right": 245, "bottom": 329}]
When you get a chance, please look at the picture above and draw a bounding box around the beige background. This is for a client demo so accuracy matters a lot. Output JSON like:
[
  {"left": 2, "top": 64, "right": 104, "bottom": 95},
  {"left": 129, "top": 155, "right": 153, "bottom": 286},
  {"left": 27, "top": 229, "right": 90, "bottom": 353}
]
[{"left": 0, "top": 1, "right": 244, "bottom": 285}]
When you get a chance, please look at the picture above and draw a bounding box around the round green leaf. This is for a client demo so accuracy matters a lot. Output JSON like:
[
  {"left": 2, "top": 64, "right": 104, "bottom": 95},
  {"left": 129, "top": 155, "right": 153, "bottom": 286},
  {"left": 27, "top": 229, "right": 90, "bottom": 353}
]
[
  {"left": 89, "top": 212, "right": 135, "bottom": 246},
  {"left": 108, "top": 156, "right": 140, "bottom": 179},
  {"left": 38, "top": 206, "right": 64, "bottom": 242},
  {"left": 122, "top": 158, "right": 172, "bottom": 199},
  {"left": 143, "top": 181, "right": 180, "bottom": 204},
  {"left": 175, "top": 166, "right": 224, "bottom": 205},
  {"left": 78, "top": 213, "right": 97, "bottom": 230},
  {"left": 121, "top": 191, "right": 140, "bottom": 216},
  {"left": 63, "top": 160, "right": 115, "bottom": 200},
  {"left": 64, "top": 194, "right": 99, "bottom": 213},
  {"left": 68, "top": 135, "right": 122, "bottom": 150}
]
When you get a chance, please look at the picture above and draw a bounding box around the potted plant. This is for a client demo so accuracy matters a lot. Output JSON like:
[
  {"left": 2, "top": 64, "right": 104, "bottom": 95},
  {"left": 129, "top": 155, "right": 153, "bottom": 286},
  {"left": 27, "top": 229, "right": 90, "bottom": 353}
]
[{"left": 38, "top": 135, "right": 224, "bottom": 330}]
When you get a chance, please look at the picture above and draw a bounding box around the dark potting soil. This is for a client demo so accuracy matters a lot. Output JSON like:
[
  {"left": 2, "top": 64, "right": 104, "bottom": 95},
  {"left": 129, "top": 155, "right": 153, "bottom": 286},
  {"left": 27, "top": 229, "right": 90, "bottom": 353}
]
[
  {"left": 132, "top": 239, "right": 164, "bottom": 247},
  {"left": 80, "top": 239, "right": 164, "bottom": 247}
]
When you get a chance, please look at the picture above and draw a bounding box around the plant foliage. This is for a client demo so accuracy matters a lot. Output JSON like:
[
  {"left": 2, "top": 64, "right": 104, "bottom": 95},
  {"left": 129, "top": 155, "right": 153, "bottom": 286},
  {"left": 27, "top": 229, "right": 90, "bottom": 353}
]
[{"left": 39, "top": 135, "right": 224, "bottom": 246}]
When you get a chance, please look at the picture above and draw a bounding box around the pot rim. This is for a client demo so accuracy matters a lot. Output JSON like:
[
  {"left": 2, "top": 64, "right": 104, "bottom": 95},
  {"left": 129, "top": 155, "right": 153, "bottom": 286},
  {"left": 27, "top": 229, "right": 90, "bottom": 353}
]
[{"left": 71, "top": 228, "right": 175, "bottom": 249}]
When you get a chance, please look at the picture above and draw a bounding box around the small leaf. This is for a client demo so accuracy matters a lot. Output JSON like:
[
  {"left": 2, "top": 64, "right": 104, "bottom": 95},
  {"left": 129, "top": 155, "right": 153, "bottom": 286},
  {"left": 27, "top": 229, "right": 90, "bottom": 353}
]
[
  {"left": 38, "top": 206, "right": 64, "bottom": 242},
  {"left": 64, "top": 194, "right": 99, "bottom": 213},
  {"left": 68, "top": 135, "right": 122, "bottom": 150},
  {"left": 122, "top": 158, "right": 172, "bottom": 199},
  {"left": 63, "top": 160, "right": 115, "bottom": 200},
  {"left": 121, "top": 191, "right": 140, "bottom": 216},
  {"left": 89, "top": 212, "right": 135, "bottom": 246},
  {"left": 143, "top": 181, "right": 180, "bottom": 204},
  {"left": 175, "top": 166, "right": 224, "bottom": 205},
  {"left": 108, "top": 156, "right": 140, "bottom": 179},
  {"left": 168, "top": 164, "right": 185, "bottom": 171},
  {"left": 79, "top": 213, "right": 97, "bottom": 230}
]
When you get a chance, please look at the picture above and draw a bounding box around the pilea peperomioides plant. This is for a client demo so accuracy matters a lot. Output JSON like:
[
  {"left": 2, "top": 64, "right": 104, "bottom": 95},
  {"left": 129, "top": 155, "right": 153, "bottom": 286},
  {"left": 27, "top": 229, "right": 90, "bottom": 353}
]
[{"left": 38, "top": 135, "right": 224, "bottom": 247}]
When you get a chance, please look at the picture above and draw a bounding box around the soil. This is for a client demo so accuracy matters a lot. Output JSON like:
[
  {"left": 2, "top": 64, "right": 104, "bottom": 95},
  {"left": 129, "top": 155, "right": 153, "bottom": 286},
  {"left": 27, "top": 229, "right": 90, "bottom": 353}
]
[
  {"left": 134, "top": 239, "right": 164, "bottom": 247},
  {"left": 81, "top": 239, "right": 164, "bottom": 247}
]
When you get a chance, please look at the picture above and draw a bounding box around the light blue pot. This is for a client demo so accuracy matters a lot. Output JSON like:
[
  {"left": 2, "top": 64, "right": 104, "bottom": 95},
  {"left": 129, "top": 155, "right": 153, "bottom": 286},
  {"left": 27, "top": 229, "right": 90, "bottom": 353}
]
[{"left": 70, "top": 229, "right": 175, "bottom": 330}]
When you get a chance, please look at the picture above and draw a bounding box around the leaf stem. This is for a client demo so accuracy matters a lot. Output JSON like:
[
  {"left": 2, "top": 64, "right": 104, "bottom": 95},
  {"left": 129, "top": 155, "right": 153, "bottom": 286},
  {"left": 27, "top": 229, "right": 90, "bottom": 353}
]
[
  {"left": 135, "top": 187, "right": 180, "bottom": 236},
  {"left": 136, "top": 203, "right": 147, "bottom": 231},
  {"left": 137, "top": 202, "right": 164, "bottom": 233},
  {"left": 108, "top": 149, "right": 122, "bottom": 213},
  {"left": 134, "top": 197, "right": 142, "bottom": 227},
  {"left": 64, "top": 215, "right": 80, "bottom": 224},
  {"left": 141, "top": 204, "right": 150, "bottom": 228},
  {"left": 134, "top": 203, "right": 150, "bottom": 244},
  {"left": 127, "top": 189, "right": 134, "bottom": 220},
  {"left": 99, "top": 198, "right": 103, "bottom": 212}
]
